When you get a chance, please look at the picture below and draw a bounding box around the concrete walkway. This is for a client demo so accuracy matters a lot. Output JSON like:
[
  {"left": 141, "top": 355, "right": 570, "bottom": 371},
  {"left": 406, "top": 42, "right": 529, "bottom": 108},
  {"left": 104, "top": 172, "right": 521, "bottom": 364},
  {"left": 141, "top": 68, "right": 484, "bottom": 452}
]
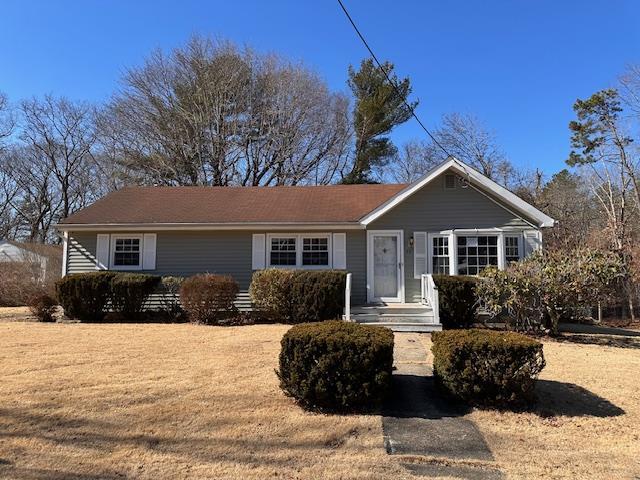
[{"left": 383, "top": 333, "right": 502, "bottom": 479}]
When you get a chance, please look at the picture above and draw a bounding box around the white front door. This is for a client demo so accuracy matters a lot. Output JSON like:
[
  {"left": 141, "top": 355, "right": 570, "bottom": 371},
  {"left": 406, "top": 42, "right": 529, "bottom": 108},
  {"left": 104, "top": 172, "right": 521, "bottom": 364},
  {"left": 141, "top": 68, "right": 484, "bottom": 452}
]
[{"left": 367, "top": 230, "right": 404, "bottom": 303}]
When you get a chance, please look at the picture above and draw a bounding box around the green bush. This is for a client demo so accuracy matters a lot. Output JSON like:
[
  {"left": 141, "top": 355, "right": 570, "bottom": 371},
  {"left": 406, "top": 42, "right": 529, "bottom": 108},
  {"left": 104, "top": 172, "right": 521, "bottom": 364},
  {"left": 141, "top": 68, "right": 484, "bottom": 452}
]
[
  {"left": 56, "top": 272, "right": 116, "bottom": 321},
  {"left": 180, "top": 274, "right": 239, "bottom": 324},
  {"left": 290, "top": 271, "right": 347, "bottom": 322},
  {"left": 250, "top": 269, "right": 347, "bottom": 323},
  {"left": 433, "top": 275, "right": 478, "bottom": 329},
  {"left": 432, "top": 329, "right": 545, "bottom": 407},
  {"left": 109, "top": 273, "right": 160, "bottom": 318},
  {"left": 249, "top": 269, "right": 295, "bottom": 321},
  {"left": 278, "top": 320, "right": 394, "bottom": 412}
]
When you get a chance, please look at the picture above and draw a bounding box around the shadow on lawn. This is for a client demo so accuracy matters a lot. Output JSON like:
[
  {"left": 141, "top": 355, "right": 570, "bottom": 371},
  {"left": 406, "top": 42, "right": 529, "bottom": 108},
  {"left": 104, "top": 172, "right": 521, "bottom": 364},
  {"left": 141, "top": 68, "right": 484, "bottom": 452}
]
[
  {"left": 555, "top": 333, "right": 640, "bottom": 350},
  {"left": 383, "top": 375, "right": 624, "bottom": 419},
  {"left": 534, "top": 380, "right": 625, "bottom": 418},
  {"left": 0, "top": 404, "right": 379, "bottom": 476}
]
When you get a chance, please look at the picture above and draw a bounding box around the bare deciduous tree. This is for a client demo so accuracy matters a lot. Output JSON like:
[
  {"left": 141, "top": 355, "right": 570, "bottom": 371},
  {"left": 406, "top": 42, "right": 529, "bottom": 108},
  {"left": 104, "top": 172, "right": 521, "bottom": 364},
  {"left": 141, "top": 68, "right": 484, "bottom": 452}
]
[
  {"left": 100, "top": 36, "right": 351, "bottom": 187},
  {"left": 20, "top": 95, "right": 99, "bottom": 221},
  {"left": 0, "top": 92, "right": 15, "bottom": 151},
  {"left": 388, "top": 140, "right": 440, "bottom": 183},
  {"left": 388, "top": 113, "right": 515, "bottom": 185}
]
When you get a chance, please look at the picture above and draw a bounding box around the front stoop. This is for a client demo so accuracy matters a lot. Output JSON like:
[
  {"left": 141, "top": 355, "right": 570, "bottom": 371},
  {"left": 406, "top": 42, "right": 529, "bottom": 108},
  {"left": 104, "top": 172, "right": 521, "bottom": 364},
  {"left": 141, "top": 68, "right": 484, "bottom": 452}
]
[{"left": 348, "top": 303, "right": 442, "bottom": 332}]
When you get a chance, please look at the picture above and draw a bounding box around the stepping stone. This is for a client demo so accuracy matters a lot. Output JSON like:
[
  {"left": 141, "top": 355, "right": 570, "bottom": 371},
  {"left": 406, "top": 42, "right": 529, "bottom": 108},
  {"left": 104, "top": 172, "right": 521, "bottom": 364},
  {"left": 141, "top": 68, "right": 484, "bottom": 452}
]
[{"left": 402, "top": 461, "right": 504, "bottom": 479}]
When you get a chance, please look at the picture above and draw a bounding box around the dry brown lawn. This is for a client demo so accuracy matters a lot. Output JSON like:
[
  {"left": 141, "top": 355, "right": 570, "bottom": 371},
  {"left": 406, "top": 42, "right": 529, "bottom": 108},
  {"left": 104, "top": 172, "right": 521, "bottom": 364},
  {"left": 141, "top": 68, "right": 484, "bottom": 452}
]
[
  {"left": 0, "top": 306, "right": 33, "bottom": 322},
  {"left": 0, "top": 322, "right": 413, "bottom": 480},
  {"left": 1, "top": 320, "right": 639, "bottom": 479},
  {"left": 419, "top": 335, "right": 640, "bottom": 479}
]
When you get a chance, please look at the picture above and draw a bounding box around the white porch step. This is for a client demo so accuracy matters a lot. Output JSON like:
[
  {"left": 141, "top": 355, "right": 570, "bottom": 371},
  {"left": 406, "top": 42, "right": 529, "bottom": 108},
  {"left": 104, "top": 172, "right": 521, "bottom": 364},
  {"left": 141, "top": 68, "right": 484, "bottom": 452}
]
[
  {"left": 347, "top": 302, "right": 442, "bottom": 332},
  {"left": 351, "top": 303, "right": 430, "bottom": 316},
  {"left": 234, "top": 292, "right": 253, "bottom": 312}
]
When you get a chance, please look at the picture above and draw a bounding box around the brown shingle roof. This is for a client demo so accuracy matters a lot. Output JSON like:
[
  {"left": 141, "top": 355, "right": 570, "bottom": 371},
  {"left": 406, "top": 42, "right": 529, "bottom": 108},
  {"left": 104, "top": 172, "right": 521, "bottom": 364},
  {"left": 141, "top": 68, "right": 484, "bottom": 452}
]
[{"left": 60, "top": 184, "right": 407, "bottom": 225}]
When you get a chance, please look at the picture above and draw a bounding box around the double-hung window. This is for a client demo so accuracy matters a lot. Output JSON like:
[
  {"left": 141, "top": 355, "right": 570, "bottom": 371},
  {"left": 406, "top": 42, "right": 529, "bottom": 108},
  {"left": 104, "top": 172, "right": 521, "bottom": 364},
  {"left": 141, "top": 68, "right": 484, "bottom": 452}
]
[
  {"left": 268, "top": 234, "right": 331, "bottom": 268},
  {"left": 457, "top": 235, "right": 498, "bottom": 275},
  {"left": 431, "top": 236, "right": 450, "bottom": 275},
  {"left": 111, "top": 235, "right": 143, "bottom": 270},
  {"left": 505, "top": 235, "right": 521, "bottom": 263},
  {"left": 302, "top": 237, "right": 329, "bottom": 266},
  {"left": 270, "top": 237, "right": 297, "bottom": 266}
]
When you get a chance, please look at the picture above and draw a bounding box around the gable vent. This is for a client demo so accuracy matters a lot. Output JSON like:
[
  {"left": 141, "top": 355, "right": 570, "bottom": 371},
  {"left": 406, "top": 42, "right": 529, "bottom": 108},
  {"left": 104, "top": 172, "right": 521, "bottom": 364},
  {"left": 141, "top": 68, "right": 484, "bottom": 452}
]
[{"left": 444, "top": 174, "right": 457, "bottom": 189}]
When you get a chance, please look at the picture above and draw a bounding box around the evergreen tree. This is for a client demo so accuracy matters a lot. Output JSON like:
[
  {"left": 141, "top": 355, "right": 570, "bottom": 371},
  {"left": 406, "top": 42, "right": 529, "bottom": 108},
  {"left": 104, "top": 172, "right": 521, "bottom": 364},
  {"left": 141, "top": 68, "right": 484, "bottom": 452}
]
[{"left": 343, "top": 59, "right": 416, "bottom": 184}]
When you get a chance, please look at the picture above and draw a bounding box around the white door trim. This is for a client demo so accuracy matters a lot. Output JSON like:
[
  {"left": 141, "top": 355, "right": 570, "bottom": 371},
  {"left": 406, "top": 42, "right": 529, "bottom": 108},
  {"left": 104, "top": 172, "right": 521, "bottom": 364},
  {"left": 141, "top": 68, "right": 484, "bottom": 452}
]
[{"left": 366, "top": 230, "right": 405, "bottom": 303}]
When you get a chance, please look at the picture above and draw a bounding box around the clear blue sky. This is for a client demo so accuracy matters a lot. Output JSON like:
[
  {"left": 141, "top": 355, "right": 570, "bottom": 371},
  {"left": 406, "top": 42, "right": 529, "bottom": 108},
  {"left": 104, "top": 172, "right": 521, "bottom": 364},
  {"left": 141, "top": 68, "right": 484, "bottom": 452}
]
[{"left": 1, "top": 1, "right": 639, "bottom": 174}]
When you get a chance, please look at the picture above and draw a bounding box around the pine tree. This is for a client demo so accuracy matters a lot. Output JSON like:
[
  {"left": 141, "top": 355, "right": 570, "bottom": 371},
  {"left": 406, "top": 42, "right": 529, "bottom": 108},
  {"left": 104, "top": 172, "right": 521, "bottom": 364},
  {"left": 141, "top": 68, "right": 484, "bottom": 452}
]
[{"left": 343, "top": 59, "right": 416, "bottom": 184}]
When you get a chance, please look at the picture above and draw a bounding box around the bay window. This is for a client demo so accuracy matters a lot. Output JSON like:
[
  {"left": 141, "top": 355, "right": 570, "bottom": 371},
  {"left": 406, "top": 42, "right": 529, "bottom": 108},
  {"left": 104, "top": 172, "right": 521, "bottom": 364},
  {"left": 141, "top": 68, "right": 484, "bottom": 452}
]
[{"left": 456, "top": 235, "right": 498, "bottom": 275}]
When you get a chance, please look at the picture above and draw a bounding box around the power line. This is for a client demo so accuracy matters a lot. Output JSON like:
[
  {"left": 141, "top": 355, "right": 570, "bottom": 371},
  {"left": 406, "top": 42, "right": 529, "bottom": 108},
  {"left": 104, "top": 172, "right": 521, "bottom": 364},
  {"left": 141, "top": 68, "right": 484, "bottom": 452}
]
[{"left": 336, "top": 0, "right": 452, "bottom": 158}]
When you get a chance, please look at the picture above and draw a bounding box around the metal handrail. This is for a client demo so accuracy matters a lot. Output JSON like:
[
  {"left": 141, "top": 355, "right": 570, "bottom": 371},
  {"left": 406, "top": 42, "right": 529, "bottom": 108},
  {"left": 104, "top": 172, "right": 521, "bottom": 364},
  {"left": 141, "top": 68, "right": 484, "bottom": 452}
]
[{"left": 421, "top": 274, "right": 440, "bottom": 323}]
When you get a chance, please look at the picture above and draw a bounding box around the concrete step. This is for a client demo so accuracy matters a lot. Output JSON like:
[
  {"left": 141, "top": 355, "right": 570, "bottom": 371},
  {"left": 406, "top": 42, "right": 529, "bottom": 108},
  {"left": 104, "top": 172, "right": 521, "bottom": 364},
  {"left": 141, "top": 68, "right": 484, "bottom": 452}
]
[{"left": 375, "top": 322, "right": 442, "bottom": 332}]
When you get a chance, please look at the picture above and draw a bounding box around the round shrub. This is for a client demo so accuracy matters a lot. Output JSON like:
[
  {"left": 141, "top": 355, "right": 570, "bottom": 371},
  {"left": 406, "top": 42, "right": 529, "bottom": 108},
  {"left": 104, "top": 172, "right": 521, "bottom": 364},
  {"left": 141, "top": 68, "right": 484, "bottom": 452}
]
[
  {"left": 432, "top": 329, "right": 545, "bottom": 408},
  {"left": 278, "top": 320, "right": 394, "bottom": 412},
  {"left": 433, "top": 275, "right": 478, "bottom": 329},
  {"left": 28, "top": 293, "right": 57, "bottom": 322},
  {"left": 55, "top": 272, "right": 116, "bottom": 321},
  {"left": 180, "top": 274, "right": 239, "bottom": 324}
]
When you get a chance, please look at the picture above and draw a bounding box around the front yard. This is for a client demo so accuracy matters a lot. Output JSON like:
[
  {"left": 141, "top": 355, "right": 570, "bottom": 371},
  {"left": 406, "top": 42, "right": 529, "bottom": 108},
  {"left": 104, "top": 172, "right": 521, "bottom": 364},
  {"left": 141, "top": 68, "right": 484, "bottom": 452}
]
[{"left": 1, "top": 321, "right": 639, "bottom": 479}]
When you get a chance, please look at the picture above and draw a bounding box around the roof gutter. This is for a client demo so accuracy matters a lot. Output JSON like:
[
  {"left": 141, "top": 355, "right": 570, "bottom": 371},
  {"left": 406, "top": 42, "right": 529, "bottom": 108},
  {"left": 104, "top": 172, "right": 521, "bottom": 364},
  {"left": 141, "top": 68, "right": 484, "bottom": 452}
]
[{"left": 53, "top": 222, "right": 366, "bottom": 232}]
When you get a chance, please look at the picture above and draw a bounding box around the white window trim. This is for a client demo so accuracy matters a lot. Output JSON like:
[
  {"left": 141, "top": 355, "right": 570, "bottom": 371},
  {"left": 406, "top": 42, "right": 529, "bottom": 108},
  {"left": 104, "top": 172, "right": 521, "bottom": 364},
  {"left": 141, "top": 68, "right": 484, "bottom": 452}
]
[
  {"left": 504, "top": 233, "right": 523, "bottom": 262},
  {"left": 110, "top": 234, "right": 144, "bottom": 271},
  {"left": 428, "top": 229, "right": 535, "bottom": 276},
  {"left": 266, "top": 233, "right": 332, "bottom": 269},
  {"left": 427, "top": 233, "right": 451, "bottom": 275}
]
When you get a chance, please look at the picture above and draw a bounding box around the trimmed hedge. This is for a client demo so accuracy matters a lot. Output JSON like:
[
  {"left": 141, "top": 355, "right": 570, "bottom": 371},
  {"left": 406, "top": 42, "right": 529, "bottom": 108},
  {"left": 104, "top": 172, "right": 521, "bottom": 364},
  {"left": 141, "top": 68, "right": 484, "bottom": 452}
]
[
  {"left": 56, "top": 272, "right": 116, "bottom": 321},
  {"left": 290, "top": 271, "right": 346, "bottom": 322},
  {"left": 249, "top": 269, "right": 295, "bottom": 321},
  {"left": 278, "top": 320, "right": 394, "bottom": 411},
  {"left": 109, "top": 273, "right": 160, "bottom": 318},
  {"left": 433, "top": 275, "right": 478, "bottom": 329},
  {"left": 250, "top": 269, "right": 347, "bottom": 323},
  {"left": 432, "top": 329, "right": 545, "bottom": 407},
  {"left": 180, "top": 274, "right": 239, "bottom": 324}
]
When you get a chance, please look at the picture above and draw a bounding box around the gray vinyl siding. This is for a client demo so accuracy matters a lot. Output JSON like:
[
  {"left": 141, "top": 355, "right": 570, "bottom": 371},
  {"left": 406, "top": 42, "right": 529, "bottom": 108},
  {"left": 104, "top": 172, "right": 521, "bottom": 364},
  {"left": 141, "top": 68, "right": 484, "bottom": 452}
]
[
  {"left": 66, "top": 229, "right": 368, "bottom": 304},
  {"left": 369, "top": 171, "right": 539, "bottom": 302},
  {"left": 345, "top": 230, "right": 367, "bottom": 305},
  {"left": 67, "top": 234, "right": 98, "bottom": 273}
]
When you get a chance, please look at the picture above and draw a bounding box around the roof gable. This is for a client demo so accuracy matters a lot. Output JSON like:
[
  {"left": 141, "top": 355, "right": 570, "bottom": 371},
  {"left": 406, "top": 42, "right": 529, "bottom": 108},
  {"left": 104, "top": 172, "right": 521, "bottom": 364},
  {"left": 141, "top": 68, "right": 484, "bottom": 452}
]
[{"left": 359, "top": 158, "right": 555, "bottom": 228}]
